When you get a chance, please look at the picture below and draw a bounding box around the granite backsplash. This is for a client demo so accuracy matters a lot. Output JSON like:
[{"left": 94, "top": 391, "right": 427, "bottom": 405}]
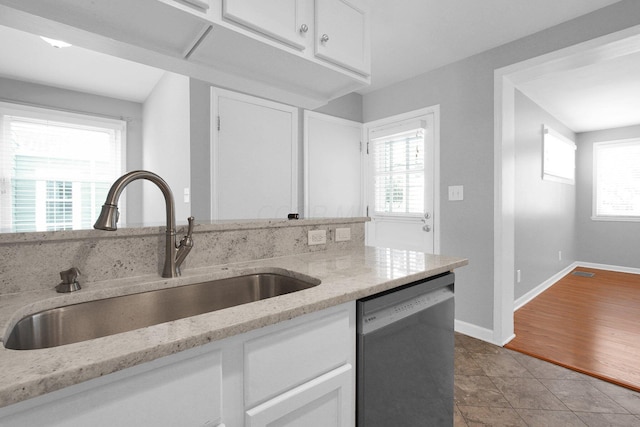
[{"left": 0, "top": 218, "right": 367, "bottom": 296}]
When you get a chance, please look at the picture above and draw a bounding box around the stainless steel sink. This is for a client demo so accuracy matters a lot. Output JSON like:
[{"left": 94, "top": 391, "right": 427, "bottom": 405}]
[{"left": 4, "top": 273, "right": 319, "bottom": 350}]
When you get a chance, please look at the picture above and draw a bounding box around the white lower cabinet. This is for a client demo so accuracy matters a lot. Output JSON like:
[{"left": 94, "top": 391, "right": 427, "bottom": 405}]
[
  {"left": 0, "top": 302, "right": 355, "bottom": 427},
  {"left": 243, "top": 303, "right": 355, "bottom": 427},
  {"left": 0, "top": 348, "right": 225, "bottom": 426}
]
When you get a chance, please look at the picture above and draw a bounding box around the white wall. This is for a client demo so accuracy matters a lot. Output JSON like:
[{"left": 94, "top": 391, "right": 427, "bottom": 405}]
[
  {"left": 514, "top": 90, "right": 577, "bottom": 300},
  {"left": 576, "top": 124, "right": 640, "bottom": 268},
  {"left": 143, "top": 72, "right": 191, "bottom": 225},
  {"left": 362, "top": 0, "right": 640, "bottom": 332}
]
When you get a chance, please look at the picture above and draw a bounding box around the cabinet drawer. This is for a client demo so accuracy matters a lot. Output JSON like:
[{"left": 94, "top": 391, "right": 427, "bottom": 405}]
[
  {"left": 244, "top": 306, "right": 352, "bottom": 406},
  {"left": 245, "top": 364, "right": 353, "bottom": 427}
]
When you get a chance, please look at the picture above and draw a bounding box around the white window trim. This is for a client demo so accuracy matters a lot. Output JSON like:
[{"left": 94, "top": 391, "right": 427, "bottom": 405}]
[
  {"left": 0, "top": 101, "right": 127, "bottom": 231},
  {"left": 592, "top": 137, "right": 640, "bottom": 222},
  {"left": 542, "top": 125, "right": 576, "bottom": 185}
]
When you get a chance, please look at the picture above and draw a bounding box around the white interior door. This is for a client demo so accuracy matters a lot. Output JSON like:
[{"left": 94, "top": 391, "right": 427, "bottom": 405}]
[
  {"left": 211, "top": 88, "right": 298, "bottom": 220},
  {"left": 304, "top": 111, "right": 362, "bottom": 218},
  {"left": 365, "top": 108, "right": 439, "bottom": 253}
]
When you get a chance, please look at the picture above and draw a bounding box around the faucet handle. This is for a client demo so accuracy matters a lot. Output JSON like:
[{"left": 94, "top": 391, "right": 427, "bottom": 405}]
[
  {"left": 175, "top": 217, "right": 195, "bottom": 275},
  {"left": 56, "top": 267, "right": 81, "bottom": 293},
  {"left": 178, "top": 216, "right": 195, "bottom": 250},
  {"left": 185, "top": 216, "right": 195, "bottom": 238}
]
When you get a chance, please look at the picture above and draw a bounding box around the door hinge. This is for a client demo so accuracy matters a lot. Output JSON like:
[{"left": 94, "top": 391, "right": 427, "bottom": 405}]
[
  {"left": 366, "top": 141, "right": 370, "bottom": 154},
  {"left": 366, "top": 205, "right": 369, "bottom": 216},
  {"left": 217, "top": 115, "right": 221, "bottom": 131}
]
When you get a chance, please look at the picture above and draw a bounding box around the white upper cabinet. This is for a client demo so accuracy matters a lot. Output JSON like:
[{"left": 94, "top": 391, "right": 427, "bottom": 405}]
[
  {"left": 315, "top": 0, "right": 370, "bottom": 76},
  {"left": 0, "top": 0, "right": 370, "bottom": 108},
  {"left": 222, "top": 0, "right": 308, "bottom": 50}
]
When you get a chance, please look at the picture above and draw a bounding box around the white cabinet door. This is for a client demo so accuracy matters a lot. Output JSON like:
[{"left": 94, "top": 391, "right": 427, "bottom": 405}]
[
  {"left": 245, "top": 364, "right": 354, "bottom": 427},
  {"left": 223, "top": 0, "right": 308, "bottom": 50},
  {"left": 304, "top": 111, "right": 363, "bottom": 218},
  {"left": 0, "top": 349, "right": 224, "bottom": 427},
  {"left": 211, "top": 88, "right": 298, "bottom": 220},
  {"left": 244, "top": 305, "right": 352, "bottom": 407},
  {"left": 315, "top": 0, "right": 370, "bottom": 75}
]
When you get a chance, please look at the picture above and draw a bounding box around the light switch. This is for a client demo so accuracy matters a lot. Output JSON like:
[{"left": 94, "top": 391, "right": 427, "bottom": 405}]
[
  {"left": 448, "top": 185, "right": 464, "bottom": 201},
  {"left": 183, "top": 187, "right": 190, "bottom": 203}
]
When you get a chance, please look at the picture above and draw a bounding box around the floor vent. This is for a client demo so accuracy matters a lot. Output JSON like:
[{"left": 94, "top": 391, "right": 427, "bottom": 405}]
[{"left": 572, "top": 271, "right": 595, "bottom": 278}]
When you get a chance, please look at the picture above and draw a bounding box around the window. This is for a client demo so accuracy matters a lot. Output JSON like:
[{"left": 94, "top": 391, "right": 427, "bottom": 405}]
[
  {"left": 370, "top": 120, "right": 426, "bottom": 216},
  {"left": 593, "top": 138, "right": 640, "bottom": 221},
  {"left": 0, "top": 102, "right": 125, "bottom": 232},
  {"left": 542, "top": 125, "right": 576, "bottom": 184}
]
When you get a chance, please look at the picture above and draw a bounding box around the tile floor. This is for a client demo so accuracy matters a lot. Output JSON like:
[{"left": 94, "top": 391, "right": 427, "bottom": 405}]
[{"left": 454, "top": 333, "right": 640, "bottom": 426}]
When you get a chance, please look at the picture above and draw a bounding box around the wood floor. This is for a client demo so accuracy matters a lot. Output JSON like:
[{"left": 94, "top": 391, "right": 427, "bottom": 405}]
[{"left": 505, "top": 267, "right": 640, "bottom": 392}]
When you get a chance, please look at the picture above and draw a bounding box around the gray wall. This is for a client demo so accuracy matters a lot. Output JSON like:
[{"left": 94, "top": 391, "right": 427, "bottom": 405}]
[
  {"left": 514, "top": 90, "right": 576, "bottom": 300},
  {"left": 576, "top": 124, "right": 640, "bottom": 268},
  {"left": 0, "top": 76, "right": 144, "bottom": 224},
  {"left": 313, "top": 92, "right": 363, "bottom": 123},
  {"left": 362, "top": 0, "right": 640, "bottom": 331},
  {"left": 190, "top": 79, "right": 212, "bottom": 221}
]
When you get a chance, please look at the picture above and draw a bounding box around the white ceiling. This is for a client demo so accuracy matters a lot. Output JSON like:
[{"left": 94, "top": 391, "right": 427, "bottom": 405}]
[
  {"left": 517, "top": 49, "right": 640, "bottom": 133},
  {"left": 365, "top": 0, "right": 622, "bottom": 92},
  {"left": 0, "top": 25, "right": 163, "bottom": 103},
  {"left": 0, "top": 0, "right": 637, "bottom": 132}
]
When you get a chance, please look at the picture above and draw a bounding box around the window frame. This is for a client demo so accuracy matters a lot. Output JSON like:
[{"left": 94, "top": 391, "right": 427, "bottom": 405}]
[
  {"left": 368, "top": 118, "right": 428, "bottom": 219},
  {"left": 592, "top": 137, "right": 640, "bottom": 222},
  {"left": 0, "top": 101, "right": 127, "bottom": 232}
]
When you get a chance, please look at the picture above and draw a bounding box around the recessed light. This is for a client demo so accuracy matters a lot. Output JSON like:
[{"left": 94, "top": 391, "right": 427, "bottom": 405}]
[{"left": 40, "top": 36, "right": 72, "bottom": 48}]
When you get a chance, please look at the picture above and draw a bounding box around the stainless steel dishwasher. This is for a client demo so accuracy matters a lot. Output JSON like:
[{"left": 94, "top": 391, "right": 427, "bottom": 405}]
[{"left": 356, "top": 272, "right": 455, "bottom": 426}]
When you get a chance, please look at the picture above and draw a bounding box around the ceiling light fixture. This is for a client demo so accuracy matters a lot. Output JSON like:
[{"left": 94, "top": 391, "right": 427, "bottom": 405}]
[{"left": 40, "top": 36, "right": 72, "bottom": 48}]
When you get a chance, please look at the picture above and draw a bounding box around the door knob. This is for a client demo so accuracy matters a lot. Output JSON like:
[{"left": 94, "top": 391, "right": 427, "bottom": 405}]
[
  {"left": 299, "top": 24, "right": 308, "bottom": 33},
  {"left": 422, "top": 225, "right": 431, "bottom": 232},
  {"left": 320, "top": 34, "right": 330, "bottom": 43}
]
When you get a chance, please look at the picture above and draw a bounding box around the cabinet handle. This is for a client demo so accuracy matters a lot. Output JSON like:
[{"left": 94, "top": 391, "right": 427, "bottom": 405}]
[
  {"left": 299, "top": 24, "right": 308, "bottom": 33},
  {"left": 320, "top": 34, "right": 329, "bottom": 43}
]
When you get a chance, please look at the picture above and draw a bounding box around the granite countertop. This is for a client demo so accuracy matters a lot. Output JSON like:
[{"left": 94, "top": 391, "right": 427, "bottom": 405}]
[{"left": 0, "top": 246, "right": 467, "bottom": 408}]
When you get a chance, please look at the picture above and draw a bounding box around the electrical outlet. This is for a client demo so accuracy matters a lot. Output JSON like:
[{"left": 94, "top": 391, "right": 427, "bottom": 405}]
[
  {"left": 308, "top": 230, "right": 326, "bottom": 245},
  {"left": 516, "top": 269, "right": 521, "bottom": 283},
  {"left": 448, "top": 185, "right": 464, "bottom": 201},
  {"left": 335, "top": 227, "right": 351, "bottom": 242}
]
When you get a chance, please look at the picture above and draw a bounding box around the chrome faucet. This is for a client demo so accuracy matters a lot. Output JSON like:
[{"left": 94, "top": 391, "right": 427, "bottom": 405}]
[{"left": 94, "top": 170, "right": 195, "bottom": 278}]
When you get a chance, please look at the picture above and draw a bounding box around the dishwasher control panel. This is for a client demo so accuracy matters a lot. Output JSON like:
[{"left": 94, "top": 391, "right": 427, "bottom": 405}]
[{"left": 360, "top": 286, "right": 452, "bottom": 333}]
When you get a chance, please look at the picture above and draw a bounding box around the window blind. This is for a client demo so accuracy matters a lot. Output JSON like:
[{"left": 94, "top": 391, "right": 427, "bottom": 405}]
[
  {"left": 370, "top": 126, "right": 425, "bottom": 216},
  {"left": 0, "top": 104, "right": 124, "bottom": 232},
  {"left": 594, "top": 139, "right": 640, "bottom": 219}
]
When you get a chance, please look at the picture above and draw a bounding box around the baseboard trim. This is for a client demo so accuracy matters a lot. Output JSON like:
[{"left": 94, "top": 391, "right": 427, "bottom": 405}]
[
  {"left": 459, "top": 262, "right": 640, "bottom": 347},
  {"left": 575, "top": 262, "right": 640, "bottom": 276},
  {"left": 513, "top": 262, "right": 578, "bottom": 311},
  {"left": 514, "top": 261, "right": 640, "bottom": 312},
  {"left": 454, "top": 319, "right": 496, "bottom": 344}
]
